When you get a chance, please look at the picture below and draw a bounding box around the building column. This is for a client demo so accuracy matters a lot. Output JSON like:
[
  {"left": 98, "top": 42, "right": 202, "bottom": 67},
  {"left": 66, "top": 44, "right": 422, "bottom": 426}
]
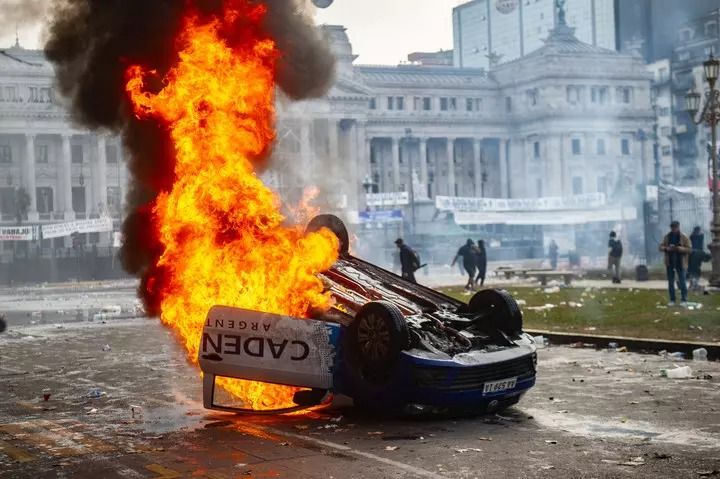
[
  {"left": 96, "top": 135, "right": 108, "bottom": 216},
  {"left": 328, "top": 119, "right": 339, "bottom": 163},
  {"left": 345, "top": 120, "right": 359, "bottom": 212},
  {"left": 473, "top": 139, "right": 482, "bottom": 197},
  {"left": 447, "top": 137, "right": 456, "bottom": 196},
  {"left": 391, "top": 137, "right": 400, "bottom": 192},
  {"left": 61, "top": 134, "right": 74, "bottom": 219},
  {"left": 300, "top": 120, "right": 312, "bottom": 173},
  {"left": 499, "top": 138, "right": 508, "bottom": 198},
  {"left": 419, "top": 138, "right": 428, "bottom": 195},
  {"left": 24, "top": 134, "right": 38, "bottom": 221}
]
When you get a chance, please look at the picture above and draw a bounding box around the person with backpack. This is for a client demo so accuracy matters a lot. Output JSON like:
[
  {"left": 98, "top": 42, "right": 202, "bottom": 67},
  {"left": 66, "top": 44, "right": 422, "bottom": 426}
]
[
  {"left": 607, "top": 231, "right": 623, "bottom": 284},
  {"left": 395, "top": 238, "right": 420, "bottom": 284},
  {"left": 452, "top": 239, "right": 477, "bottom": 291}
]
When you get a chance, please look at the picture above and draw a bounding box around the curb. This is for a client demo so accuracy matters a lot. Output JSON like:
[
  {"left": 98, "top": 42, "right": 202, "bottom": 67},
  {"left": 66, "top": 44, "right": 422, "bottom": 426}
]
[{"left": 525, "top": 329, "right": 720, "bottom": 361}]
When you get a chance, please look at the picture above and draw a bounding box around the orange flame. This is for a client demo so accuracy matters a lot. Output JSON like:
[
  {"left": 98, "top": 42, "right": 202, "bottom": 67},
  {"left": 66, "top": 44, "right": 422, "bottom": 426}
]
[{"left": 126, "top": 1, "right": 338, "bottom": 410}]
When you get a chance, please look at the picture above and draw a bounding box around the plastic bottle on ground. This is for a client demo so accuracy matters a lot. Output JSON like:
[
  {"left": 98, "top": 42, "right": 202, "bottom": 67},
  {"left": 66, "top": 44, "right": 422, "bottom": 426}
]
[
  {"left": 692, "top": 348, "right": 708, "bottom": 361},
  {"left": 664, "top": 366, "right": 692, "bottom": 379}
]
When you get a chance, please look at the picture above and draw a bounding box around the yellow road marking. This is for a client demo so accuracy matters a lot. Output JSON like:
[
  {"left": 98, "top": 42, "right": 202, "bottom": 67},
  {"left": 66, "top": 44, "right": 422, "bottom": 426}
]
[
  {"left": 0, "top": 440, "right": 35, "bottom": 463},
  {"left": 145, "top": 463, "right": 182, "bottom": 478}
]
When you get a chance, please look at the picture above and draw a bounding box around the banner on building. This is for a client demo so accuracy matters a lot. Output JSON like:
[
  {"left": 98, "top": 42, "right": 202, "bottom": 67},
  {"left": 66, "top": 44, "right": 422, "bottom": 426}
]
[
  {"left": 366, "top": 192, "right": 409, "bottom": 207},
  {"left": 436, "top": 193, "right": 607, "bottom": 213},
  {"left": 41, "top": 217, "right": 114, "bottom": 240},
  {"left": 454, "top": 207, "right": 637, "bottom": 226},
  {"left": 0, "top": 225, "right": 38, "bottom": 241},
  {"left": 358, "top": 209, "right": 403, "bottom": 224}
]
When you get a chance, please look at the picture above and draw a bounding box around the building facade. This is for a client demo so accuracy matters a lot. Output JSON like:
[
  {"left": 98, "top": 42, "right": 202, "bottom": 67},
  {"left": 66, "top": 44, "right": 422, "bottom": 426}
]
[
  {"left": 0, "top": 22, "right": 654, "bottom": 265},
  {"left": 453, "top": 0, "right": 616, "bottom": 69},
  {"left": 0, "top": 44, "right": 128, "bottom": 259},
  {"left": 671, "top": 8, "right": 720, "bottom": 185}
]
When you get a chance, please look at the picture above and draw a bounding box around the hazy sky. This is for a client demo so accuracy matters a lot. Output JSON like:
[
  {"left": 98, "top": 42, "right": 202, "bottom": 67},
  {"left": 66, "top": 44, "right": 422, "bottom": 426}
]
[{"left": 1, "top": 0, "right": 460, "bottom": 66}]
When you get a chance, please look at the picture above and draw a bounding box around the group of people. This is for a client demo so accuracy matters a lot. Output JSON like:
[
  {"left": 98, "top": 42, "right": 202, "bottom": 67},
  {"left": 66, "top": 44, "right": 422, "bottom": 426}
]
[
  {"left": 451, "top": 239, "right": 488, "bottom": 291},
  {"left": 607, "top": 221, "right": 708, "bottom": 306}
]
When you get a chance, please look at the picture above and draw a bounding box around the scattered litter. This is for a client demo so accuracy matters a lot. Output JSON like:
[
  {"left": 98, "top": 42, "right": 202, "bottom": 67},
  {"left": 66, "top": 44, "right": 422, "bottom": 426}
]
[
  {"left": 87, "top": 388, "right": 104, "bottom": 399},
  {"left": 544, "top": 440, "right": 557, "bottom": 445},
  {"left": 628, "top": 401, "right": 639, "bottom": 405},
  {"left": 279, "top": 442, "right": 290, "bottom": 447},
  {"left": 620, "top": 457, "right": 646, "bottom": 467},
  {"left": 102, "top": 344, "right": 112, "bottom": 352},
  {"left": 661, "top": 366, "right": 692, "bottom": 379},
  {"left": 367, "top": 431, "right": 384, "bottom": 436},
  {"left": 533, "top": 336, "right": 547, "bottom": 348},
  {"left": 42, "top": 388, "right": 51, "bottom": 402},
  {"left": 384, "top": 446, "right": 399, "bottom": 451},
  {"left": 692, "top": 348, "right": 708, "bottom": 361},
  {"left": 330, "top": 416, "right": 343, "bottom": 423},
  {"left": 616, "top": 346, "right": 628, "bottom": 353},
  {"left": 697, "top": 470, "right": 719, "bottom": 477},
  {"left": 668, "top": 352, "right": 685, "bottom": 360},
  {"left": 293, "top": 425, "right": 309, "bottom": 431},
  {"left": 130, "top": 405, "right": 143, "bottom": 418},
  {"left": 477, "top": 437, "right": 492, "bottom": 441},
  {"left": 584, "top": 327, "right": 597, "bottom": 331},
  {"left": 653, "top": 452, "right": 671, "bottom": 460},
  {"left": 608, "top": 342, "right": 619, "bottom": 351},
  {"left": 455, "top": 448, "right": 482, "bottom": 453},
  {"left": 544, "top": 286, "right": 560, "bottom": 294},
  {"left": 540, "top": 466, "right": 556, "bottom": 470},
  {"left": 86, "top": 408, "right": 98, "bottom": 415}
]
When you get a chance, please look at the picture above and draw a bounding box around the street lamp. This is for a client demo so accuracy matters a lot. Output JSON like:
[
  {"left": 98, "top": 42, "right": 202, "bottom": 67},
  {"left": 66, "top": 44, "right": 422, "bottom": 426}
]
[{"left": 686, "top": 52, "right": 720, "bottom": 288}]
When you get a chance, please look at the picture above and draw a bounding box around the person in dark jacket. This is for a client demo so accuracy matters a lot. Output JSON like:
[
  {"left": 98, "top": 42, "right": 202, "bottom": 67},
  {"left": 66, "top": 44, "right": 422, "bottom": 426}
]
[
  {"left": 474, "top": 239, "right": 488, "bottom": 287},
  {"left": 452, "top": 239, "right": 477, "bottom": 291},
  {"left": 688, "top": 226, "right": 704, "bottom": 292},
  {"left": 548, "top": 240, "right": 559, "bottom": 270},
  {"left": 395, "top": 238, "right": 420, "bottom": 284},
  {"left": 607, "top": 231, "right": 623, "bottom": 284},
  {"left": 659, "top": 221, "right": 692, "bottom": 306}
]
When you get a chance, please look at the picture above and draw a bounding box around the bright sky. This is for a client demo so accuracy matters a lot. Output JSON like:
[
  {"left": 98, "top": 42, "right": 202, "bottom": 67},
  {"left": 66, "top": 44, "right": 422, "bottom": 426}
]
[{"left": 2, "top": 0, "right": 460, "bottom": 66}]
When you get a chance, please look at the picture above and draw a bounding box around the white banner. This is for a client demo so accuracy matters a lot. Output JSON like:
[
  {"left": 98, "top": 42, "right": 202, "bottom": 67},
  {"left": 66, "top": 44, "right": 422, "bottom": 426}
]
[
  {"left": 366, "top": 191, "right": 409, "bottom": 206},
  {"left": 0, "top": 225, "right": 37, "bottom": 241},
  {"left": 436, "top": 193, "right": 607, "bottom": 213},
  {"left": 454, "top": 207, "right": 637, "bottom": 226},
  {"left": 41, "top": 217, "right": 114, "bottom": 240}
]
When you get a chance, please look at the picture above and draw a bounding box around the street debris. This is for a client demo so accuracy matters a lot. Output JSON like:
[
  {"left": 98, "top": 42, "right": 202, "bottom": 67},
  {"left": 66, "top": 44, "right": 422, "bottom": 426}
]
[
  {"left": 692, "top": 348, "right": 708, "bottom": 361},
  {"left": 382, "top": 434, "right": 423, "bottom": 441},
  {"left": 619, "top": 456, "right": 646, "bottom": 467},
  {"left": 367, "top": 431, "right": 384, "bottom": 436},
  {"left": 131, "top": 405, "right": 143, "bottom": 418},
  {"left": 384, "top": 446, "right": 399, "bottom": 451},
  {"left": 697, "top": 471, "right": 720, "bottom": 477},
  {"left": 454, "top": 448, "right": 482, "bottom": 453},
  {"left": 102, "top": 344, "right": 112, "bottom": 352},
  {"left": 87, "top": 387, "right": 104, "bottom": 398},
  {"left": 545, "top": 440, "right": 557, "bottom": 445},
  {"left": 661, "top": 366, "right": 692, "bottom": 379},
  {"left": 42, "top": 388, "right": 51, "bottom": 401}
]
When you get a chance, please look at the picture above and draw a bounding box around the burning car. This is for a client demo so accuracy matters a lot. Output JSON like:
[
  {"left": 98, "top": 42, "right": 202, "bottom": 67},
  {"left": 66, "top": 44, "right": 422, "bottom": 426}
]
[{"left": 199, "top": 215, "right": 537, "bottom": 414}]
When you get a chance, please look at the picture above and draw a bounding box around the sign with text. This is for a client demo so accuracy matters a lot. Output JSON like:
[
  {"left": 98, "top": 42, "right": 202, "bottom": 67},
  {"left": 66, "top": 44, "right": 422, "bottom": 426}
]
[
  {"left": 366, "top": 191, "right": 409, "bottom": 207},
  {"left": 454, "top": 207, "right": 637, "bottom": 226},
  {"left": 0, "top": 226, "right": 37, "bottom": 241},
  {"left": 436, "top": 193, "right": 607, "bottom": 213},
  {"left": 358, "top": 209, "right": 403, "bottom": 224},
  {"left": 42, "top": 217, "right": 114, "bottom": 240}
]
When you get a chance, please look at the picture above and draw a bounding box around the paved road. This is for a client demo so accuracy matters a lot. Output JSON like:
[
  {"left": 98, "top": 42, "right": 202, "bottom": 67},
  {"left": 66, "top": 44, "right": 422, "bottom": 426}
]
[{"left": 1, "top": 289, "right": 719, "bottom": 478}]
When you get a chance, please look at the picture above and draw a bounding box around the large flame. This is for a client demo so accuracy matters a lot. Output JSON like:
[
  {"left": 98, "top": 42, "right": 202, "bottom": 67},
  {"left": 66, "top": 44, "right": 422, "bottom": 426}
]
[{"left": 126, "top": 1, "right": 338, "bottom": 410}]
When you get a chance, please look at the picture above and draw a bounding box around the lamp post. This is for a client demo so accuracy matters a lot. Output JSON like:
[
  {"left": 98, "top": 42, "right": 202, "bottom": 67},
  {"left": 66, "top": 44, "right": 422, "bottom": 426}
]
[{"left": 686, "top": 53, "right": 720, "bottom": 288}]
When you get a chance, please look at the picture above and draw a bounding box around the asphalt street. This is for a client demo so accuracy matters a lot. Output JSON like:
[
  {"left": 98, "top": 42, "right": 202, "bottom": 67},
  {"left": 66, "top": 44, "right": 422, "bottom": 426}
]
[{"left": 0, "top": 284, "right": 719, "bottom": 478}]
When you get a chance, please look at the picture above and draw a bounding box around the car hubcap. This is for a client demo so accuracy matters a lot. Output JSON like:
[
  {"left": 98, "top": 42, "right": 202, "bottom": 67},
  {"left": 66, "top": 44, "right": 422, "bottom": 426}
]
[{"left": 357, "top": 314, "right": 391, "bottom": 361}]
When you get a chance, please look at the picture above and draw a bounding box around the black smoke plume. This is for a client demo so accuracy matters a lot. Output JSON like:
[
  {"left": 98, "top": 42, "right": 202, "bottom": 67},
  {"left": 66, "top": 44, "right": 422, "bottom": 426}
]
[{"left": 44, "top": 0, "right": 335, "bottom": 315}]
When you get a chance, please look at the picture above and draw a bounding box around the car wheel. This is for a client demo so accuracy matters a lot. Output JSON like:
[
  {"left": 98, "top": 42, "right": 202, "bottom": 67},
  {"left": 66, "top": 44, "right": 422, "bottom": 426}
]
[
  {"left": 468, "top": 289, "right": 523, "bottom": 335},
  {"left": 346, "top": 301, "right": 409, "bottom": 384},
  {"left": 306, "top": 214, "right": 350, "bottom": 255}
]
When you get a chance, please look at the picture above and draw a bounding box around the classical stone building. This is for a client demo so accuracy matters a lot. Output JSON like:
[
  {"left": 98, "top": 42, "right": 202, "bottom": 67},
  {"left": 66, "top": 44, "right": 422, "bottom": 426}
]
[
  {"left": 0, "top": 19, "right": 654, "bottom": 265},
  {"left": 0, "top": 43, "right": 128, "bottom": 258}
]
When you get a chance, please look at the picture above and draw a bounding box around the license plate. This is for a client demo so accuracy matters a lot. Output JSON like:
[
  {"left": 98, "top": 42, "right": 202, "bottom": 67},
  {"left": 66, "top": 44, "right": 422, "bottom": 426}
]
[{"left": 483, "top": 377, "right": 517, "bottom": 394}]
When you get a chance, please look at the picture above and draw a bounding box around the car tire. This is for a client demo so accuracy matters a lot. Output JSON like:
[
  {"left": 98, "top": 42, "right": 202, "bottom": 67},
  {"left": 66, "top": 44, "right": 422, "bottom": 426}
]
[
  {"left": 346, "top": 301, "right": 409, "bottom": 385},
  {"left": 306, "top": 214, "right": 350, "bottom": 255},
  {"left": 468, "top": 289, "right": 523, "bottom": 335}
]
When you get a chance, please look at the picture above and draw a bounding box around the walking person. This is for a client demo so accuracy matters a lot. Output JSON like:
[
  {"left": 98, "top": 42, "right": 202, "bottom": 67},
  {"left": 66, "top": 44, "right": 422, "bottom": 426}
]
[
  {"left": 607, "top": 231, "right": 623, "bottom": 284},
  {"left": 452, "top": 239, "right": 477, "bottom": 291},
  {"left": 474, "top": 239, "right": 488, "bottom": 288},
  {"left": 688, "top": 226, "right": 704, "bottom": 292},
  {"left": 395, "top": 238, "right": 420, "bottom": 284},
  {"left": 659, "top": 221, "right": 692, "bottom": 307},
  {"left": 548, "top": 240, "right": 559, "bottom": 270}
]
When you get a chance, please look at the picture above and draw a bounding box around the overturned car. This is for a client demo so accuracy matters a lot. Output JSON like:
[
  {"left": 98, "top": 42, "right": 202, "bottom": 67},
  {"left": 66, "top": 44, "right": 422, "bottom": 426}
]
[{"left": 199, "top": 215, "right": 537, "bottom": 414}]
